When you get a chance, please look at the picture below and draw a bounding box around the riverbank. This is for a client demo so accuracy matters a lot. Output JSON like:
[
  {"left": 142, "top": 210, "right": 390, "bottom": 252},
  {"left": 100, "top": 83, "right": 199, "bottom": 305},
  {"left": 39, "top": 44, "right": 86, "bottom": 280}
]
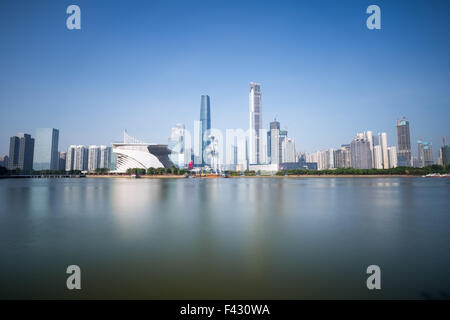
[
  {"left": 85, "top": 175, "right": 183, "bottom": 179},
  {"left": 84, "top": 174, "right": 426, "bottom": 179}
]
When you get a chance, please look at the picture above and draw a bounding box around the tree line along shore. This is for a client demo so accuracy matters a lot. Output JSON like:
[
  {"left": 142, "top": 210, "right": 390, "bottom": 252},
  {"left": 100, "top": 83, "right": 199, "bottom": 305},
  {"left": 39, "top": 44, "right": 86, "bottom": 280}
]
[{"left": 1, "top": 165, "right": 449, "bottom": 178}]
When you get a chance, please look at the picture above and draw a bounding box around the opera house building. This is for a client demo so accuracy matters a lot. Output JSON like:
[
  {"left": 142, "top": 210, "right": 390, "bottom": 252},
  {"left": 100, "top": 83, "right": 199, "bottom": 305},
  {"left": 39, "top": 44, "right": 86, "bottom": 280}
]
[{"left": 112, "top": 132, "right": 174, "bottom": 173}]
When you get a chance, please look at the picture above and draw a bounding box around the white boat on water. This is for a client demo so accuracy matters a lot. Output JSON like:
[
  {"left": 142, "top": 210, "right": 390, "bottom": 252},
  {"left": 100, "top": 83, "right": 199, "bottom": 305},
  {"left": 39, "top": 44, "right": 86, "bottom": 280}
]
[{"left": 423, "top": 173, "right": 450, "bottom": 178}]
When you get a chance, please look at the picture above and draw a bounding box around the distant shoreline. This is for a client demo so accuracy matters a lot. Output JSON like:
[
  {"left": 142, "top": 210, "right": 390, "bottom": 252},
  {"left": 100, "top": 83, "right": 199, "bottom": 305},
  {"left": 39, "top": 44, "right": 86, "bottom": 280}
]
[
  {"left": 84, "top": 174, "right": 424, "bottom": 179},
  {"left": 1, "top": 174, "right": 446, "bottom": 180}
]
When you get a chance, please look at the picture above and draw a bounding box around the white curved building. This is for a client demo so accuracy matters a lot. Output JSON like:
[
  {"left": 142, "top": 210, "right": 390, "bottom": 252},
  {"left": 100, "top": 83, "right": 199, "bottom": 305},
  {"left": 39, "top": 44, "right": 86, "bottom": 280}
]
[{"left": 112, "top": 132, "right": 174, "bottom": 173}]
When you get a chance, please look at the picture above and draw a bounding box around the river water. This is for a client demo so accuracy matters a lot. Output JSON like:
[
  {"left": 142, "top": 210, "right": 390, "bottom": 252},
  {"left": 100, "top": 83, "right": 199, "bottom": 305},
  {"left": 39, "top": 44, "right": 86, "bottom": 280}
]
[{"left": 1, "top": 177, "right": 449, "bottom": 299}]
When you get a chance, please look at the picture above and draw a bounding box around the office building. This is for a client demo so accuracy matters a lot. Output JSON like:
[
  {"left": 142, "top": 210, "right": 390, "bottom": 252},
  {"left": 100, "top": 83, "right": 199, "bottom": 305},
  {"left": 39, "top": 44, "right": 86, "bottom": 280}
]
[
  {"left": 58, "top": 152, "right": 66, "bottom": 171},
  {"left": 417, "top": 140, "right": 434, "bottom": 167},
  {"left": 269, "top": 120, "right": 280, "bottom": 165},
  {"left": 33, "top": 128, "right": 59, "bottom": 170},
  {"left": 8, "top": 133, "right": 35, "bottom": 172},
  {"left": 200, "top": 95, "right": 211, "bottom": 165},
  {"left": 397, "top": 117, "right": 412, "bottom": 166},
  {"left": 281, "top": 137, "right": 296, "bottom": 163},
  {"left": 249, "top": 82, "right": 262, "bottom": 164},
  {"left": 442, "top": 145, "right": 450, "bottom": 166},
  {"left": 168, "top": 124, "right": 186, "bottom": 168},
  {"left": 0, "top": 155, "right": 9, "bottom": 168}
]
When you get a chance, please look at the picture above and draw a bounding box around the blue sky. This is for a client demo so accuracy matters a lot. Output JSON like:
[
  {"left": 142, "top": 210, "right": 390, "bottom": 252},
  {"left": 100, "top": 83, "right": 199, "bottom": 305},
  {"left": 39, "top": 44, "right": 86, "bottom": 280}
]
[{"left": 0, "top": 0, "right": 449, "bottom": 159}]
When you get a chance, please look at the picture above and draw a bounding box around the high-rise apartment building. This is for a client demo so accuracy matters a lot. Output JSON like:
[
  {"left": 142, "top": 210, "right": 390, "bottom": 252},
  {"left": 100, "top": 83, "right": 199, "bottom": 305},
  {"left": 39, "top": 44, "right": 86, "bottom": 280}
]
[
  {"left": 65, "top": 145, "right": 76, "bottom": 171},
  {"left": 88, "top": 145, "right": 100, "bottom": 171},
  {"left": 73, "top": 145, "right": 88, "bottom": 171},
  {"left": 375, "top": 132, "right": 389, "bottom": 169},
  {"left": 364, "top": 131, "right": 374, "bottom": 168},
  {"left": 387, "top": 146, "right": 398, "bottom": 168},
  {"left": 33, "top": 128, "right": 59, "bottom": 170},
  {"left": 350, "top": 135, "right": 372, "bottom": 169},
  {"left": 397, "top": 117, "right": 412, "bottom": 166},
  {"left": 373, "top": 145, "right": 383, "bottom": 169},
  {"left": 8, "top": 133, "right": 35, "bottom": 172},
  {"left": 249, "top": 82, "right": 262, "bottom": 164},
  {"left": 334, "top": 144, "right": 351, "bottom": 168},
  {"left": 99, "top": 146, "right": 112, "bottom": 169},
  {"left": 327, "top": 148, "right": 335, "bottom": 169}
]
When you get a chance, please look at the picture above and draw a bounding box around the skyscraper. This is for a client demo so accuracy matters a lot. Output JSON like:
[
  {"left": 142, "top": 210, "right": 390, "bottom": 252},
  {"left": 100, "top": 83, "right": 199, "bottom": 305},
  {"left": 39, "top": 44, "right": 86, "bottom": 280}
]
[
  {"left": 110, "top": 150, "right": 116, "bottom": 171},
  {"left": 33, "top": 128, "right": 59, "bottom": 170},
  {"left": 334, "top": 144, "right": 351, "bottom": 168},
  {"left": 8, "top": 133, "right": 34, "bottom": 172},
  {"left": 88, "top": 145, "right": 100, "bottom": 171},
  {"left": 441, "top": 144, "right": 450, "bottom": 166},
  {"left": 66, "top": 145, "right": 76, "bottom": 171},
  {"left": 397, "top": 117, "right": 412, "bottom": 166},
  {"left": 249, "top": 82, "right": 262, "bottom": 164},
  {"left": 387, "top": 146, "right": 398, "bottom": 168},
  {"left": 269, "top": 120, "right": 280, "bottom": 165},
  {"left": 58, "top": 152, "right": 66, "bottom": 171},
  {"left": 377, "top": 132, "right": 389, "bottom": 169},
  {"left": 417, "top": 140, "right": 434, "bottom": 167},
  {"left": 73, "top": 145, "right": 88, "bottom": 171},
  {"left": 373, "top": 145, "right": 383, "bottom": 169},
  {"left": 0, "top": 155, "right": 9, "bottom": 168},
  {"left": 364, "top": 131, "right": 374, "bottom": 168},
  {"left": 282, "top": 138, "right": 296, "bottom": 163},
  {"left": 278, "top": 129, "right": 288, "bottom": 165},
  {"left": 99, "top": 146, "right": 112, "bottom": 169},
  {"left": 8, "top": 136, "right": 20, "bottom": 170},
  {"left": 350, "top": 135, "right": 372, "bottom": 169},
  {"left": 327, "top": 148, "right": 335, "bottom": 169},
  {"left": 200, "top": 95, "right": 211, "bottom": 165},
  {"left": 168, "top": 124, "right": 186, "bottom": 168}
]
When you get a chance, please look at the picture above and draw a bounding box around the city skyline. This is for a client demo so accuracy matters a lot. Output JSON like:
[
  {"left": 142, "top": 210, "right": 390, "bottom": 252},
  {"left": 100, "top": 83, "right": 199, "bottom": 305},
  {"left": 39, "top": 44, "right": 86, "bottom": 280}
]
[{"left": 1, "top": 0, "right": 449, "bottom": 159}]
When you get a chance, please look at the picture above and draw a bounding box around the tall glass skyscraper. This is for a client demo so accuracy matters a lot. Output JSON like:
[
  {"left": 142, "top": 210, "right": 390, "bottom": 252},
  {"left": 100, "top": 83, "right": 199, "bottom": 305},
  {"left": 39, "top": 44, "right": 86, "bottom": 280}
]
[
  {"left": 8, "top": 133, "right": 35, "bottom": 172},
  {"left": 200, "top": 95, "right": 211, "bottom": 165},
  {"left": 269, "top": 120, "right": 280, "bottom": 165},
  {"left": 33, "top": 128, "right": 59, "bottom": 170},
  {"left": 249, "top": 82, "right": 262, "bottom": 164},
  {"left": 396, "top": 117, "right": 411, "bottom": 167}
]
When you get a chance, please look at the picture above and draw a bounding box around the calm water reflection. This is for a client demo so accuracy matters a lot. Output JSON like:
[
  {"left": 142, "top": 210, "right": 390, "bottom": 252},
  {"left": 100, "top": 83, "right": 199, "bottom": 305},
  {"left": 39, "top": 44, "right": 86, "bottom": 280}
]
[{"left": 0, "top": 177, "right": 449, "bottom": 299}]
